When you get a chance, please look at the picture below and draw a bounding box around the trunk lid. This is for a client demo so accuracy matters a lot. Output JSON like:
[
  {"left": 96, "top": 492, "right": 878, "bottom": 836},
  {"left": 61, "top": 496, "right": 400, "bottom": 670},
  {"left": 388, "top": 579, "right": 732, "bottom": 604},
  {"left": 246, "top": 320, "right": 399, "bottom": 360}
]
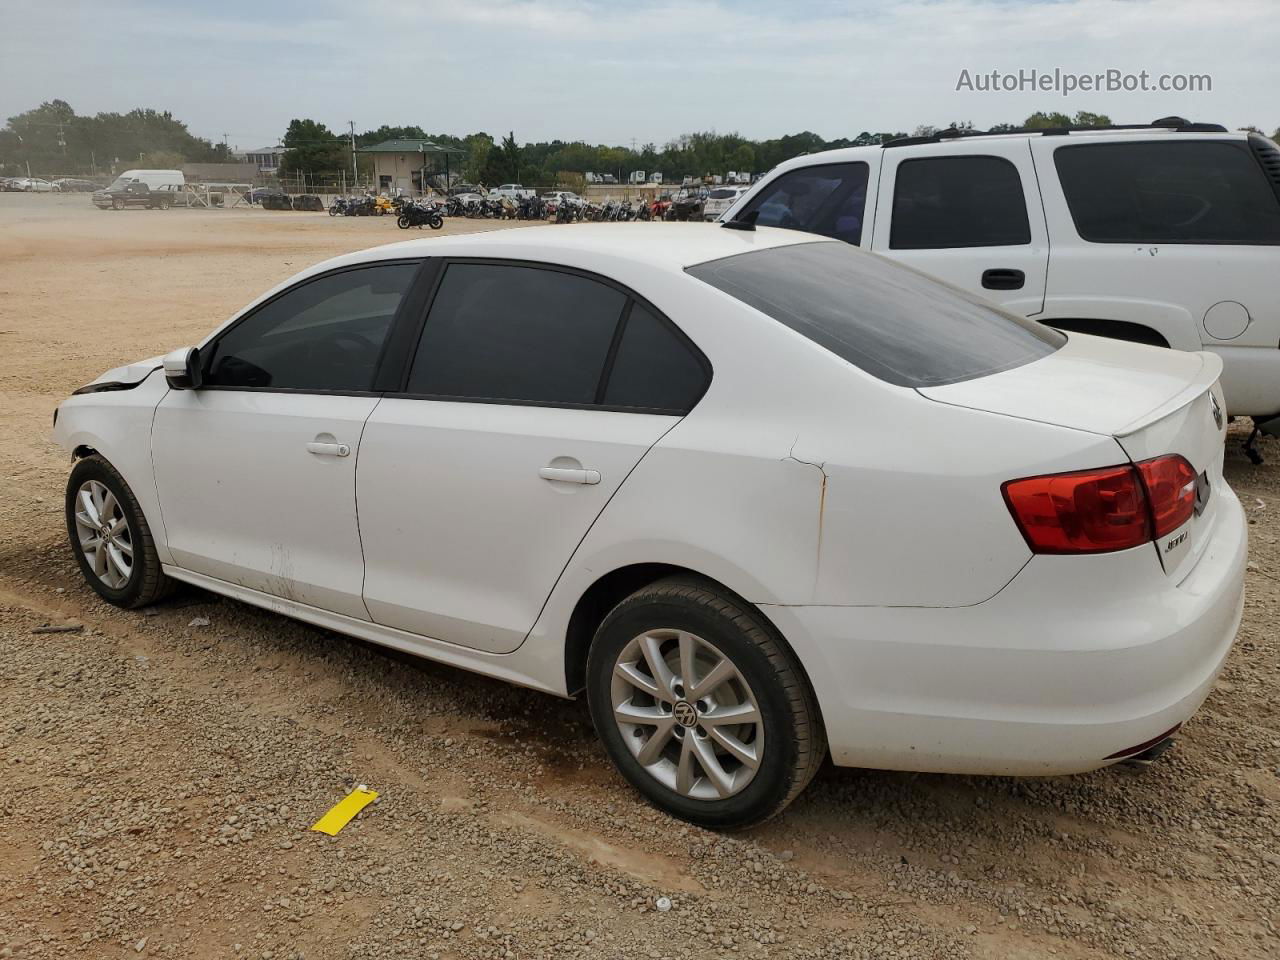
[{"left": 920, "top": 333, "right": 1228, "bottom": 581}]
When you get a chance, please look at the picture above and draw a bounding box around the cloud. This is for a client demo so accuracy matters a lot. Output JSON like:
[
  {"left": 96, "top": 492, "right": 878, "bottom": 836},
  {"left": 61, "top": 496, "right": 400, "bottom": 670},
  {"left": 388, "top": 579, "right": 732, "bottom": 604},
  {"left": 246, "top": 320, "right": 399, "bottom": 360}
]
[{"left": 2, "top": 0, "right": 1275, "bottom": 148}]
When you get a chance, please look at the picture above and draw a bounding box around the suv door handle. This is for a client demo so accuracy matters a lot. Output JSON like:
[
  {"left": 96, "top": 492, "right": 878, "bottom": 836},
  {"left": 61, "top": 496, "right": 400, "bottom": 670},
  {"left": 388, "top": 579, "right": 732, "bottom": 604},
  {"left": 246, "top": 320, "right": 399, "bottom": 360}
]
[
  {"left": 306, "top": 441, "right": 351, "bottom": 458},
  {"left": 982, "top": 268, "right": 1025, "bottom": 290},
  {"left": 539, "top": 466, "right": 601, "bottom": 485}
]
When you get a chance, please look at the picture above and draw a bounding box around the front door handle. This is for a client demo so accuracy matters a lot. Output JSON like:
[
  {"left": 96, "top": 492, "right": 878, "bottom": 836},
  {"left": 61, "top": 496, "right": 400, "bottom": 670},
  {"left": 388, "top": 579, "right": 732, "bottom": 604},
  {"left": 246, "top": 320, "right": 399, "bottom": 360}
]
[
  {"left": 982, "top": 268, "right": 1025, "bottom": 291},
  {"left": 306, "top": 441, "right": 351, "bottom": 458},
  {"left": 539, "top": 466, "right": 601, "bottom": 485}
]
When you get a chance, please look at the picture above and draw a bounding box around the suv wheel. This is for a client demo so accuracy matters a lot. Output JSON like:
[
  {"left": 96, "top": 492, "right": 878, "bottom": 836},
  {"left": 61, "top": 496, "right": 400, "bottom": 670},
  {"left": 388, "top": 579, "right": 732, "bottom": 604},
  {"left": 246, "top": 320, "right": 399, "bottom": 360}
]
[
  {"left": 586, "top": 577, "right": 825, "bottom": 828},
  {"left": 66, "top": 455, "right": 173, "bottom": 609}
]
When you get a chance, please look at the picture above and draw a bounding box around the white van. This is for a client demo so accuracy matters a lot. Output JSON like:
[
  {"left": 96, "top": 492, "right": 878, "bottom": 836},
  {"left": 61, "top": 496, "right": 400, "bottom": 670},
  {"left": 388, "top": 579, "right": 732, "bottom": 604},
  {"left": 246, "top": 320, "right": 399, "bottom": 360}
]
[
  {"left": 106, "top": 169, "right": 184, "bottom": 191},
  {"left": 722, "top": 119, "right": 1280, "bottom": 444}
]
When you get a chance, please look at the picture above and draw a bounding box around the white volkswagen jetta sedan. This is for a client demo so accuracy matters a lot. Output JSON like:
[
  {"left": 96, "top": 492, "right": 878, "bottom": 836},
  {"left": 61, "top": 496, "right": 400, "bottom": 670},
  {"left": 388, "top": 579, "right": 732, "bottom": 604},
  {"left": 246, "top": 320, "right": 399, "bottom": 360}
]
[{"left": 54, "top": 224, "right": 1246, "bottom": 827}]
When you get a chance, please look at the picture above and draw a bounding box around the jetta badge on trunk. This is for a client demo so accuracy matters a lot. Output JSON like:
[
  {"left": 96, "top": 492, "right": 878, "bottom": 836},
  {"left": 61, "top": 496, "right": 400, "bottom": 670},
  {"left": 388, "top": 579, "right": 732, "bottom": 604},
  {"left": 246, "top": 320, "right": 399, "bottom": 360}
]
[{"left": 1210, "top": 392, "right": 1224, "bottom": 430}]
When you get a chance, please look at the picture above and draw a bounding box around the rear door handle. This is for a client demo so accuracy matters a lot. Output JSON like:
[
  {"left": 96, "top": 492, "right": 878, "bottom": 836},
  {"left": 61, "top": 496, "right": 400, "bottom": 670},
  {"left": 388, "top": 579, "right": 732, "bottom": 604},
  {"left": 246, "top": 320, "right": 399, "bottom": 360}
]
[
  {"left": 306, "top": 441, "right": 350, "bottom": 458},
  {"left": 982, "top": 268, "right": 1025, "bottom": 290},
  {"left": 539, "top": 466, "right": 601, "bottom": 485}
]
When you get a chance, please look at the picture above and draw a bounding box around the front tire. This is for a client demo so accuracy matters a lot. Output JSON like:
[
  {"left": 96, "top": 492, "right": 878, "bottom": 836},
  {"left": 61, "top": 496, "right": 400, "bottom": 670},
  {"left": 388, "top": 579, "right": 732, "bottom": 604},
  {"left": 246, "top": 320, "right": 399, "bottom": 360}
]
[
  {"left": 586, "top": 577, "right": 825, "bottom": 828},
  {"left": 65, "top": 455, "right": 173, "bottom": 609}
]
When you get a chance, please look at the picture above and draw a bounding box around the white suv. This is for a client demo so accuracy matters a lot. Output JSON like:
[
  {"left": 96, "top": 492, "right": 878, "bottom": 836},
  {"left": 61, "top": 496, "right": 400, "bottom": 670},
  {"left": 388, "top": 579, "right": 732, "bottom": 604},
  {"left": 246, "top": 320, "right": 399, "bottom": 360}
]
[{"left": 723, "top": 118, "right": 1280, "bottom": 437}]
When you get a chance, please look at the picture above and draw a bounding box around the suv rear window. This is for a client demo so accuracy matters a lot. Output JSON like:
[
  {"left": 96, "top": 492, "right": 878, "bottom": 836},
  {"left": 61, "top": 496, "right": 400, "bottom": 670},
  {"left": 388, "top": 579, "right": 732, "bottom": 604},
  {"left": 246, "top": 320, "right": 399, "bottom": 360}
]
[
  {"left": 1054, "top": 141, "right": 1280, "bottom": 245},
  {"left": 687, "top": 241, "right": 1063, "bottom": 388}
]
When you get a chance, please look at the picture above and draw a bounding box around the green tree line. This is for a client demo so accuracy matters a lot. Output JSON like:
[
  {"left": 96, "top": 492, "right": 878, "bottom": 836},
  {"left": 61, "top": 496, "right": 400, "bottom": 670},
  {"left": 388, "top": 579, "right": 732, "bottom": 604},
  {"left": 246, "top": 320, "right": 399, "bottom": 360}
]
[
  {"left": 272, "top": 110, "right": 1280, "bottom": 189},
  {"left": 7, "top": 101, "right": 1279, "bottom": 187},
  {"left": 0, "top": 100, "right": 231, "bottom": 176}
]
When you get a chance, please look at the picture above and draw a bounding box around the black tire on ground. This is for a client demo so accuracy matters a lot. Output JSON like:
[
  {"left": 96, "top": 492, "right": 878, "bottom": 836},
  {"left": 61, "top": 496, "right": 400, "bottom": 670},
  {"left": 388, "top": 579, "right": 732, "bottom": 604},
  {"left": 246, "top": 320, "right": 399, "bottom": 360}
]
[
  {"left": 65, "top": 455, "right": 173, "bottom": 609},
  {"left": 111, "top": 198, "right": 124, "bottom": 210},
  {"left": 397, "top": 214, "right": 411, "bottom": 229},
  {"left": 586, "top": 576, "right": 826, "bottom": 829}
]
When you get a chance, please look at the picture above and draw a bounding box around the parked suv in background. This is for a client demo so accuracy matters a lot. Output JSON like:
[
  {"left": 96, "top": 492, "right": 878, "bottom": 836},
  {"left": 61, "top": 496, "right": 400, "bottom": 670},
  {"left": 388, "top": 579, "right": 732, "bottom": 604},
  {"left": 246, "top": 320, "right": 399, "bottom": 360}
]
[
  {"left": 722, "top": 118, "right": 1280, "bottom": 443},
  {"left": 702, "top": 186, "right": 746, "bottom": 221}
]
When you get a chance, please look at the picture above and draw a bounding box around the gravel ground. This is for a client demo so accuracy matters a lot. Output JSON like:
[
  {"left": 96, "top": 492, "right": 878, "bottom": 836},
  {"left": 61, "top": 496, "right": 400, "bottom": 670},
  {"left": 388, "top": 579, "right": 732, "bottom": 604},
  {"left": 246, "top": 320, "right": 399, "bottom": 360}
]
[{"left": 1, "top": 193, "right": 1277, "bottom": 959}]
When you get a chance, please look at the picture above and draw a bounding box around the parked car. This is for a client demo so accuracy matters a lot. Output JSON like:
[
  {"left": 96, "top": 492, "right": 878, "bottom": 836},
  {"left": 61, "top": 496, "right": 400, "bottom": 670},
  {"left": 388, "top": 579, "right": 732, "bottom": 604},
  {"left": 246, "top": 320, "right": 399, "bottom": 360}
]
[
  {"left": 540, "top": 191, "right": 582, "bottom": 210},
  {"left": 722, "top": 118, "right": 1280, "bottom": 435},
  {"left": 53, "top": 178, "right": 101, "bottom": 192},
  {"left": 20, "top": 177, "right": 54, "bottom": 192},
  {"left": 489, "top": 183, "right": 535, "bottom": 200},
  {"left": 54, "top": 224, "right": 1245, "bottom": 828},
  {"left": 702, "top": 186, "right": 747, "bottom": 221}
]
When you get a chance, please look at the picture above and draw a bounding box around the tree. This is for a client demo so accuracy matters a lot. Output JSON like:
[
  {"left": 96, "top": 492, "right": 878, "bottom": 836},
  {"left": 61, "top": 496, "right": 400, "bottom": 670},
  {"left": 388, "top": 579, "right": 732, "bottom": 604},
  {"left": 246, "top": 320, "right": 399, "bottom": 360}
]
[
  {"left": 1023, "top": 110, "right": 1111, "bottom": 130},
  {"left": 480, "top": 132, "right": 524, "bottom": 186},
  {"left": 279, "top": 119, "right": 347, "bottom": 179}
]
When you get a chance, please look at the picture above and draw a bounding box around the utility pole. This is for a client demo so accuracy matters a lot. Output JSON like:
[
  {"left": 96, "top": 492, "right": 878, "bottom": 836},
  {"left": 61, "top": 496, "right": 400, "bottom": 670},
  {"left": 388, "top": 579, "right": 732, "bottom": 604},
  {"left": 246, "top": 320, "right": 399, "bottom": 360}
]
[{"left": 349, "top": 121, "right": 358, "bottom": 191}]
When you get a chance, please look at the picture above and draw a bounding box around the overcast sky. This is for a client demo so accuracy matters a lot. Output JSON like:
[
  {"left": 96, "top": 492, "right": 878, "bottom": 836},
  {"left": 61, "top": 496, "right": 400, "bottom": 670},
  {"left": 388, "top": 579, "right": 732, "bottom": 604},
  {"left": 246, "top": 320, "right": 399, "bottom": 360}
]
[{"left": 3, "top": 0, "right": 1276, "bottom": 149}]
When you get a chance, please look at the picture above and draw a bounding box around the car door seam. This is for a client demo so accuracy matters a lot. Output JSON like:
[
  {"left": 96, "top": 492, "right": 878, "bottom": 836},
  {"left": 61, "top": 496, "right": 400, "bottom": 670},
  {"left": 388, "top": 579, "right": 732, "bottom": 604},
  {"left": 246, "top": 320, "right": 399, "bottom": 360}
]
[
  {"left": 354, "top": 395, "right": 385, "bottom": 622},
  {"left": 1024, "top": 138, "right": 1051, "bottom": 318},
  {"left": 513, "top": 415, "right": 689, "bottom": 652}
]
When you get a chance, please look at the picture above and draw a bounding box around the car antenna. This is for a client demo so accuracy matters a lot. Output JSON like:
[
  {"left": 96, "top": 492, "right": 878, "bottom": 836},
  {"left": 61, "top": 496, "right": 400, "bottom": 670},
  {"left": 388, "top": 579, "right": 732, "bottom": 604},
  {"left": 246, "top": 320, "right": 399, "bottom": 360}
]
[{"left": 722, "top": 210, "right": 759, "bottom": 231}]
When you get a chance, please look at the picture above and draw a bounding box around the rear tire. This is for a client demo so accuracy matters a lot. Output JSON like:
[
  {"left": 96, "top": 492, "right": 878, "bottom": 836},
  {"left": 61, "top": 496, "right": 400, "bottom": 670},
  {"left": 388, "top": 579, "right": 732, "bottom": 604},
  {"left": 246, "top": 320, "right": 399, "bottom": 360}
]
[
  {"left": 65, "top": 455, "right": 173, "bottom": 609},
  {"left": 586, "top": 576, "right": 825, "bottom": 828}
]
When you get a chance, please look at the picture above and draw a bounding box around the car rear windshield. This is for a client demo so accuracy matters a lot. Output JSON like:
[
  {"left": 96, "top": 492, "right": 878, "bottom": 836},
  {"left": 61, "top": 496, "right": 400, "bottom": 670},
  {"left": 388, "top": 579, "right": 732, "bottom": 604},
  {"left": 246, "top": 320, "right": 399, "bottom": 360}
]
[{"left": 686, "top": 241, "right": 1064, "bottom": 388}]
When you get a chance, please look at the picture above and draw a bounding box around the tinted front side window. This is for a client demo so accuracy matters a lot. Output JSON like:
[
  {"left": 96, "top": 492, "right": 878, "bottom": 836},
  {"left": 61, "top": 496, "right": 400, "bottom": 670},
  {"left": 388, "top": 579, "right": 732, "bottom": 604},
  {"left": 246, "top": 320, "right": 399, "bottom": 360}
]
[
  {"left": 603, "top": 304, "right": 708, "bottom": 412},
  {"left": 688, "top": 241, "right": 1063, "bottom": 388},
  {"left": 891, "top": 156, "right": 1031, "bottom": 249},
  {"left": 1054, "top": 141, "right": 1280, "bottom": 244},
  {"left": 739, "top": 163, "right": 869, "bottom": 244},
  {"left": 407, "top": 263, "right": 625, "bottom": 404},
  {"left": 203, "top": 263, "right": 417, "bottom": 391}
]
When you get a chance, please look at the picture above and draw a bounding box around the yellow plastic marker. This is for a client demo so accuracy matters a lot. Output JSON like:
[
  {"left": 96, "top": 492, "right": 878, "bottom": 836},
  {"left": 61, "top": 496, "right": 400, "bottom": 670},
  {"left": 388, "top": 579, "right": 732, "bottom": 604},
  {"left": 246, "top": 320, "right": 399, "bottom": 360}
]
[{"left": 311, "top": 785, "right": 378, "bottom": 836}]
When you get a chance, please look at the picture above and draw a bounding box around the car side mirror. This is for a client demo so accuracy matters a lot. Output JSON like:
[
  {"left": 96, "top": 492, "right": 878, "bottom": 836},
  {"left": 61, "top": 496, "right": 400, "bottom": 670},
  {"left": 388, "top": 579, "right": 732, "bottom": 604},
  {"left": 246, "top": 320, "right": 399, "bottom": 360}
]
[{"left": 162, "top": 346, "right": 203, "bottom": 390}]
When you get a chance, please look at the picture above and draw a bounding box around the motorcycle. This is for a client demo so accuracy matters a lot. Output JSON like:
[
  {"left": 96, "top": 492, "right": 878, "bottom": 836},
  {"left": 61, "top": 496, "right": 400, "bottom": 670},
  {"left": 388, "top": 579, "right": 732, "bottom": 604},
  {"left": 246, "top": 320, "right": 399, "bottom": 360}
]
[{"left": 396, "top": 200, "right": 445, "bottom": 230}]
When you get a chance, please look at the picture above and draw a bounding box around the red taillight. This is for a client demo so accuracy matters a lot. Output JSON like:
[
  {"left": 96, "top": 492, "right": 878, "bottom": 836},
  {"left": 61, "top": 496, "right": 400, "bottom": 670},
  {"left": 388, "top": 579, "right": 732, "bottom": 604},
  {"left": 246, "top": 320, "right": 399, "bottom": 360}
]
[
  {"left": 1003, "top": 455, "right": 1197, "bottom": 555},
  {"left": 1002, "top": 465, "right": 1150, "bottom": 554},
  {"left": 1137, "top": 455, "right": 1197, "bottom": 538}
]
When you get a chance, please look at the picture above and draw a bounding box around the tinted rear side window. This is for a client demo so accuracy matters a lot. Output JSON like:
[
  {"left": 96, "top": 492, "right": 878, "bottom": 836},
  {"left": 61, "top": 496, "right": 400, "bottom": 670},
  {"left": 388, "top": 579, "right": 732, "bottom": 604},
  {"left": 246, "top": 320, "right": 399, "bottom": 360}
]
[
  {"left": 890, "top": 155, "right": 1031, "bottom": 249},
  {"left": 687, "top": 242, "right": 1063, "bottom": 388},
  {"left": 1054, "top": 141, "right": 1280, "bottom": 244},
  {"left": 603, "top": 304, "right": 708, "bottom": 412},
  {"left": 738, "top": 163, "right": 869, "bottom": 244},
  {"left": 408, "top": 263, "right": 625, "bottom": 404}
]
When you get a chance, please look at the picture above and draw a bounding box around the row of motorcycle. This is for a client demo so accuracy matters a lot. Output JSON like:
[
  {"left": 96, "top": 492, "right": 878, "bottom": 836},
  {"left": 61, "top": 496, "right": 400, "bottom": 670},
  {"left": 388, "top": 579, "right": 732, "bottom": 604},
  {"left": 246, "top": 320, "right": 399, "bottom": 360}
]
[{"left": 328, "top": 192, "right": 695, "bottom": 230}]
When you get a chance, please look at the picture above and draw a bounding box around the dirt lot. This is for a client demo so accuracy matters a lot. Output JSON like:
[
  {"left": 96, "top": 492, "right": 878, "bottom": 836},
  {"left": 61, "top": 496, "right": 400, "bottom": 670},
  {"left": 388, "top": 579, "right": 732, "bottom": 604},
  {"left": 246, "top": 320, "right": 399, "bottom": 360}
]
[{"left": 1, "top": 193, "right": 1278, "bottom": 960}]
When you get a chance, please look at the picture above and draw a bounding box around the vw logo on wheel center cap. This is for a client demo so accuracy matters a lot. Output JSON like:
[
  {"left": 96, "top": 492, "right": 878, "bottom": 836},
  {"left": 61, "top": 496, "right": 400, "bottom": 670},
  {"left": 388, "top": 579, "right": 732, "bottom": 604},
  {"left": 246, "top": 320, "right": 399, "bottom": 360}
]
[{"left": 673, "top": 700, "right": 699, "bottom": 728}]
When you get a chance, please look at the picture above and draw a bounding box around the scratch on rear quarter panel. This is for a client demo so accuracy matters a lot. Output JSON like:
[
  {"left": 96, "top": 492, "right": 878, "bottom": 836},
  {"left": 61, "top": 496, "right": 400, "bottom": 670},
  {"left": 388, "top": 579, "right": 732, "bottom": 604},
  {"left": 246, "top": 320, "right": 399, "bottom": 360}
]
[{"left": 782, "top": 436, "right": 829, "bottom": 581}]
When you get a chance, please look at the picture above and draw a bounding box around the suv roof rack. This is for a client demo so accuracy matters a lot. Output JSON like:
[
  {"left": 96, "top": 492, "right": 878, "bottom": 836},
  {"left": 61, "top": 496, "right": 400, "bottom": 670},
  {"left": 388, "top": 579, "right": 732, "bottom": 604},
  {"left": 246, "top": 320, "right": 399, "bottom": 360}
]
[{"left": 882, "top": 117, "right": 1227, "bottom": 148}]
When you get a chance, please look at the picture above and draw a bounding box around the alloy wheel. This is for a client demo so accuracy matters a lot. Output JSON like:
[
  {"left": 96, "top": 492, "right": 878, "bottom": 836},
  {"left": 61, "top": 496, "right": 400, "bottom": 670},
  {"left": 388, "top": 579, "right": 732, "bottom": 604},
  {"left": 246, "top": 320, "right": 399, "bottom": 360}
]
[
  {"left": 610, "top": 629, "right": 764, "bottom": 800},
  {"left": 73, "top": 479, "right": 134, "bottom": 589}
]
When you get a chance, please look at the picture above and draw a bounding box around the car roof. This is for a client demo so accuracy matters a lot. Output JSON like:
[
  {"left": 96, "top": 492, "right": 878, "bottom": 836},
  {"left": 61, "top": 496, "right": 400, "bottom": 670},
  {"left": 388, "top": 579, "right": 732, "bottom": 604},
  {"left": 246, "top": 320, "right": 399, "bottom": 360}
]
[
  {"left": 343, "top": 223, "right": 828, "bottom": 273},
  {"left": 773, "top": 127, "right": 1250, "bottom": 170}
]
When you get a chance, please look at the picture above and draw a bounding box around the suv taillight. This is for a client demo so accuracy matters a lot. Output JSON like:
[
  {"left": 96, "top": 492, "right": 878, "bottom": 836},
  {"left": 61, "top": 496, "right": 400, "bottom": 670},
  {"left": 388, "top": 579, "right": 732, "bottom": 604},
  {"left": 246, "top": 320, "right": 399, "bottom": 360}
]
[{"left": 1002, "top": 455, "right": 1196, "bottom": 555}]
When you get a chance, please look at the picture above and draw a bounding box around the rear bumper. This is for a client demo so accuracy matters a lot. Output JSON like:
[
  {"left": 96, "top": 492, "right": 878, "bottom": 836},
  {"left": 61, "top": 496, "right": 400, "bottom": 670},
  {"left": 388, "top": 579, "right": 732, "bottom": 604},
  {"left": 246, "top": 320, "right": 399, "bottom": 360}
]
[{"left": 765, "top": 485, "right": 1247, "bottom": 776}]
